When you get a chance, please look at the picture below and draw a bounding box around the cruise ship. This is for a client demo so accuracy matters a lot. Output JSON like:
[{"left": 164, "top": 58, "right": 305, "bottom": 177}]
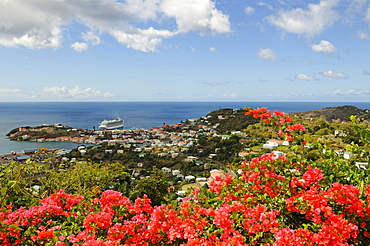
[{"left": 99, "top": 117, "right": 124, "bottom": 130}]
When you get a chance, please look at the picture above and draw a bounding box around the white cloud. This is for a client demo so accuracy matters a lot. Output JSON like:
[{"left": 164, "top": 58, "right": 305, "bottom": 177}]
[
  {"left": 311, "top": 40, "right": 335, "bottom": 53},
  {"left": 0, "top": 88, "right": 21, "bottom": 95},
  {"left": 160, "top": 0, "right": 231, "bottom": 34},
  {"left": 0, "top": 0, "right": 230, "bottom": 52},
  {"left": 71, "top": 31, "right": 102, "bottom": 52},
  {"left": 342, "top": 0, "right": 367, "bottom": 23},
  {"left": 304, "top": 57, "right": 314, "bottom": 64},
  {"left": 202, "top": 81, "right": 229, "bottom": 86},
  {"left": 366, "top": 7, "right": 370, "bottom": 21},
  {"left": 0, "top": 86, "right": 113, "bottom": 101},
  {"left": 321, "top": 70, "right": 349, "bottom": 79},
  {"left": 43, "top": 86, "right": 113, "bottom": 99},
  {"left": 209, "top": 47, "right": 217, "bottom": 53},
  {"left": 110, "top": 27, "right": 174, "bottom": 52},
  {"left": 333, "top": 89, "right": 370, "bottom": 97},
  {"left": 358, "top": 31, "right": 370, "bottom": 40},
  {"left": 82, "top": 31, "right": 101, "bottom": 46},
  {"left": 295, "top": 74, "right": 318, "bottom": 81},
  {"left": 258, "top": 78, "right": 268, "bottom": 82},
  {"left": 0, "top": 88, "right": 40, "bottom": 100},
  {"left": 256, "top": 92, "right": 319, "bottom": 100},
  {"left": 220, "top": 93, "right": 237, "bottom": 98},
  {"left": 347, "top": 0, "right": 368, "bottom": 12},
  {"left": 245, "top": 7, "right": 255, "bottom": 15},
  {"left": 258, "top": 2, "right": 273, "bottom": 10},
  {"left": 0, "top": 1, "right": 71, "bottom": 49},
  {"left": 71, "top": 42, "right": 89, "bottom": 52},
  {"left": 257, "top": 48, "right": 278, "bottom": 61},
  {"left": 266, "top": 0, "right": 339, "bottom": 37}
]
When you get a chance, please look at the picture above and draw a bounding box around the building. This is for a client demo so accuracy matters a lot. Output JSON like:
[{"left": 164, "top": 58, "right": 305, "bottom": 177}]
[
  {"left": 208, "top": 169, "right": 224, "bottom": 184},
  {"left": 263, "top": 139, "right": 281, "bottom": 149}
]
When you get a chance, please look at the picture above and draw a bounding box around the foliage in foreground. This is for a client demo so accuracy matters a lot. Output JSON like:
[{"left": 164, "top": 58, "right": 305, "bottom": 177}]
[{"left": 2, "top": 107, "right": 370, "bottom": 245}]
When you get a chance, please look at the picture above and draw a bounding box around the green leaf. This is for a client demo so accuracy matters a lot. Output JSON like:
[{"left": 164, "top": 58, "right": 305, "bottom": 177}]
[{"left": 7, "top": 180, "right": 17, "bottom": 189}]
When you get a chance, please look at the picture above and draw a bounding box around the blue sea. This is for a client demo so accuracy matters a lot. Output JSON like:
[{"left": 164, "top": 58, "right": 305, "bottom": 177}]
[{"left": 1, "top": 101, "right": 370, "bottom": 154}]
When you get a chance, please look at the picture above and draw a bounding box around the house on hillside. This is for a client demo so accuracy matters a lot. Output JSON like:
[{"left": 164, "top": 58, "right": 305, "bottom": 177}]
[
  {"left": 334, "top": 150, "right": 344, "bottom": 156},
  {"left": 263, "top": 139, "right": 281, "bottom": 149},
  {"left": 209, "top": 153, "right": 217, "bottom": 159},
  {"left": 172, "top": 169, "right": 181, "bottom": 175},
  {"left": 208, "top": 169, "right": 225, "bottom": 184},
  {"left": 184, "top": 156, "right": 198, "bottom": 162},
  {"left": 185, "top": 175, "right": 195, "bottom": 181},
  {"left": 238, "top": 151, "right": 249, "bottom": 158},
  {"left": 344, "top": 152, "right": 353, "bottom": 160},
  {"left": 162, "top": 167, "right": 171, "bottom": 173}
]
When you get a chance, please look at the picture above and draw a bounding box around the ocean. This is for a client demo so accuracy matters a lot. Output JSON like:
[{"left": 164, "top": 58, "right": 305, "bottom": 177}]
[{"left": 1, "top": 101, "right": 370, "bottom": 154}]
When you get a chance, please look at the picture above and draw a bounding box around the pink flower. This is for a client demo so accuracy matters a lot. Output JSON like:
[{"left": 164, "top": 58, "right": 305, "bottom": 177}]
[{"left": 303, "top": 168, "right": 324, "bottom": 186}]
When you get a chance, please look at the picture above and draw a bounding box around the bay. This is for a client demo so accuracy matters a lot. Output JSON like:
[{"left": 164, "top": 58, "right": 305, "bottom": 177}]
[{"left": 1, "top": 101, "right": 369, "bottom": 154}]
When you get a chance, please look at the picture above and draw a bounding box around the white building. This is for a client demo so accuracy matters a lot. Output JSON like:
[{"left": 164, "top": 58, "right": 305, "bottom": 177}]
[
  {"left": 263, "top": 139, "right": 281, "bottom": 149},
  {"left": 185, "top": 175, "right": 195, "bottom": 181}
]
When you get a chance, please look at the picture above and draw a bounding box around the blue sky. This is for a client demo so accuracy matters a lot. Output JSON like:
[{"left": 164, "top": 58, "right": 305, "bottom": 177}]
[{"left": 0, "top": 0, "right": 370, "bottom": 102}]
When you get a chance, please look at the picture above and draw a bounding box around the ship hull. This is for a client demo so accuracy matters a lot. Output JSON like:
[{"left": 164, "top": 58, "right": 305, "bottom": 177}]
[{"left": 99, "top": 118, "right": 124, "bottom": 130}]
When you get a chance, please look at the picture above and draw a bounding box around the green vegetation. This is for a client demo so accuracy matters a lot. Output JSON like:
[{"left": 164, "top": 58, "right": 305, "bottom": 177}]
[
  {"left": 293, "top": 105, "right": 370, "bottom": 122},
  {"left": 205, "top": 108, "right": 259, "bottom": 133}
]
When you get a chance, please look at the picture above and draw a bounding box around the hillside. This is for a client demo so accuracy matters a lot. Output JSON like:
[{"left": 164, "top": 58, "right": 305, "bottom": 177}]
[
  {"left": 204, "top": 105, "right": 370, "bottom": 134},
  {"left": 290, "top": 105, "right": 370, "bottom": 122},
  {"left": 205, "top": 108, "right": 259, "bottom": 133}
]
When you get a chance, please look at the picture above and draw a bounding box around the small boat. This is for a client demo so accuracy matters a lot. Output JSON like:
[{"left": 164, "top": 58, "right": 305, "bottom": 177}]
[{"left": 99, "top": 117, "right": 124, "bottom": 130}]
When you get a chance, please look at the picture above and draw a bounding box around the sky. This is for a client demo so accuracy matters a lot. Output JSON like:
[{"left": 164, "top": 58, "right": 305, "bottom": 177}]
[{"left": 0, "top": 0, "right": 370, "bottom": 102}]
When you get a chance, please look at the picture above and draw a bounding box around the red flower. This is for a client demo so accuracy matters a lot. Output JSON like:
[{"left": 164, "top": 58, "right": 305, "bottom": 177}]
[
  {"left": 273, "top": 110, "right": 285, "bottom": 117},
  {"left": 286, "top": 123, "right": 305, "bottom": 132},
  {"left": 83, "top": 212, "right": 113, "bottom": 232},
  {"left": 303, "top": 168, "right": 324, "bottom": 186}
]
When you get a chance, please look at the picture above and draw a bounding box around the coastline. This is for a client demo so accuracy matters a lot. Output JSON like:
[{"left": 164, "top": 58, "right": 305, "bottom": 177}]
[{"left": 1, "top": 101, "right": 370, "bottom": 155}]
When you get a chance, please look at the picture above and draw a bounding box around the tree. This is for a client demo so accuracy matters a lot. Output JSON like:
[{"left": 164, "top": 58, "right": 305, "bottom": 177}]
[
  {"left": 129, "top": 169, "right": 170, "bottom": 206},
  {"left": 41, "top": 161, "right": 131, "bottom": 199},
  {"left": 0, "top": 160, "right": 42, "bottom": 208}
]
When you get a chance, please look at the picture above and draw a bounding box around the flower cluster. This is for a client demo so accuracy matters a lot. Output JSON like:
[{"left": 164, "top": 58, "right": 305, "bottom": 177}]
[{"left": 245, "top": 107, "right": 305, "bottom": 142}]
